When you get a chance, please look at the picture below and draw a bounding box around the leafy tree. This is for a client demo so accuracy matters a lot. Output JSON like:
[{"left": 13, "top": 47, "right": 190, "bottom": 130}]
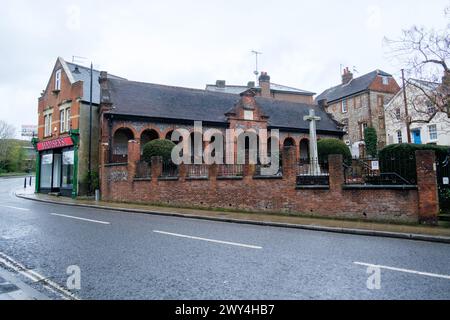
[
  {"left": 364, "top": 127, "right": 378, "bottom": 158},
  {"left": 142, "top": 139, "right": 176, "bottom": 163},
  {"left": 317, "top": 139, "right": 352, "bottom": 164}
]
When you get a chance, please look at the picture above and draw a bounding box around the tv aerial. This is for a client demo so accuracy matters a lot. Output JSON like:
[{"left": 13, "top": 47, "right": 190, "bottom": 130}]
[{"left": 251, "top": 50, "right": 262, "bottom": 78}]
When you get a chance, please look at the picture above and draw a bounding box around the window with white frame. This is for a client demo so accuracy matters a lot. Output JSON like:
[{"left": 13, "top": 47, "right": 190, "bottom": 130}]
[
  {"left": 55, "top": 69, "right": 62, "bottom": 91},
  {"left": 244, "top": 110, "right": 254, "bottom": 121},
  {"left": 397, "top": 130, "right": 403, "bottom": 143},
  {"left": 426, "top": 101, "right": 436, "bottom": 115},
  {"left": 382, "top": 76, "right": 389, "bottom": 85},
  {"left": 60, "top": 106, "right": 71, "bottom": 133},
  {"left": 44, "top": 112, "right": 52, "bottom": 137},
  {"left": 428, "top": 125, "right": 438, "bottom": 141},
  {"left": 341, "top": 99, "right": 348, "bottom": 113}
]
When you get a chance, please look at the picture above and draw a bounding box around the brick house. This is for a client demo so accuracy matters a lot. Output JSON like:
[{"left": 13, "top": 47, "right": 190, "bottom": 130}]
[
  {"left": 316, "top": 68, "right": 400, "bottom": 158},
  {"left": 206, "top": 72, "right": 315, "bottom": 104},
  {"left": 98, "top": 73, "right": 343, "bottom": 169},
  {"left": 34, "top": 57, "right": 123, "bottom": 197}
]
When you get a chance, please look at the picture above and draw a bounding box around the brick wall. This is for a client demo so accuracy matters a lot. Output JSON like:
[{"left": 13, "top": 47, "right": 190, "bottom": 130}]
[{"left": 100, "top": 143, "right": 440, "bottom": 224}]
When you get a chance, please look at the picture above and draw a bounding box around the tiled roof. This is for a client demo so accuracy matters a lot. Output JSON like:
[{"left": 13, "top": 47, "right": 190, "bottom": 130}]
[
  {"left": 106, "top": 79, "right": 342, "bottom": 134},
  {"left": 63, "top": 60, "right": 124, "bottom": 104},
  {"left": 316, "top": 70, "right": 392, "bottom": 103}
]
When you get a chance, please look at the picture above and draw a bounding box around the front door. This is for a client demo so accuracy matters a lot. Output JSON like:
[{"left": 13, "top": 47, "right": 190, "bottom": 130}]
[{"left": 412, "top": 130, "right": 422, "bottom": 144}]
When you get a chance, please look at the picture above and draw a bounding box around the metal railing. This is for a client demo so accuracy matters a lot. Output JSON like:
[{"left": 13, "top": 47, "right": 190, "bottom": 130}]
[
  {"left": 344, "top": 156, "right": 416, "bottom": 185},
  {"left": 135, "top": 161, "right": 151, "bottom": 179},
  {"left": 254, "top": 164, "right": 283, "bottom": 177},
  {"left": 186, "top": 164, "right": 209, "bottom": 178},
  {"left": 160, "top": 160, "right": 179, "bottom": 178},
  {"left": 217, "top": 164, "right": 244, "bottom": 177},
  {"left": 296, "top": 158, "right": 329, "bottom": 186}
]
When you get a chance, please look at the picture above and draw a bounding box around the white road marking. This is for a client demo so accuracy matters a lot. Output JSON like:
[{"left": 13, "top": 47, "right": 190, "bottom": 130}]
[
  {"left": 354, "top": 262, "right": 450, "bottom": 280},
  {"left": 49, "top": 213, "right": 110, "bottom": 225},
  {"left": 153, "top": 230, "right": 262, "bottom": 249},
  {"left": 0, "top": 252, "right": 79, "bottom": 300},
  {"left": 0, "top": 205, "right": 30, "bottom": 211}
]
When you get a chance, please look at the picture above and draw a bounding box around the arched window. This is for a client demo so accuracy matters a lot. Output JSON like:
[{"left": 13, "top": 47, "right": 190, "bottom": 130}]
[
  {"left": 283, "top": 137, "right": 296, "bottom": 148},
  {"left": 140, "top": 129, "right": 159, "bottom": 155},
  {"left": 112, "top": 128, "right": 134, "bottom": 163},
  {"left": 300, "top": 139, "right": 310, "bottom": 160},
  {"left": 165, "top": 130, "right": 174, "bottom": 141}
]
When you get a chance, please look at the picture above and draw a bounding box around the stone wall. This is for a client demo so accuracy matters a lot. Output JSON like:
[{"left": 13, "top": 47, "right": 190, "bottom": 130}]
[{"left": 100, "top": 142, "right": 440, "bottom": 224}]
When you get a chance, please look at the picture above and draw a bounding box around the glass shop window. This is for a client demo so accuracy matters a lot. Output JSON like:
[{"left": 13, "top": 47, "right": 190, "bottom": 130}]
[{"left": 62, "top": 149, "right": 74, "bottom": 188}]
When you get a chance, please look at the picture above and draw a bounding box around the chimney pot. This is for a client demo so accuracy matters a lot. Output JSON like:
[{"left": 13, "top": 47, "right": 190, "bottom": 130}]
[
  {"left": 342, "top": 67, "right": 353, "bottom": 84},
  {"left": 216, "top": 80, "right": 226, "bottom": 88}
]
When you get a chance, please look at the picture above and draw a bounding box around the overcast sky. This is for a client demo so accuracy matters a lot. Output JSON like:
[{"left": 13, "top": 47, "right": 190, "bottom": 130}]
[{"left": 1, "top": 0, "right": 448, "bottom": 137}]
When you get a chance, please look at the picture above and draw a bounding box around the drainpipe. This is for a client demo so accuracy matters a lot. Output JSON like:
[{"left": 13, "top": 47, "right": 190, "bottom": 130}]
[{"left": 88, "top": 62, "right": 93, "bottom": 195}]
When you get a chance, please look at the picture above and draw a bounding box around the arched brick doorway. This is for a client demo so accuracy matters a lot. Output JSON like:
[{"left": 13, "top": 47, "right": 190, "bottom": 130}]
[
  {"left": 140, "top": 129, "right": 159, "bottom": 155},
  {"left": 112, "top": 128, "right": 134, "bottom": 163}
]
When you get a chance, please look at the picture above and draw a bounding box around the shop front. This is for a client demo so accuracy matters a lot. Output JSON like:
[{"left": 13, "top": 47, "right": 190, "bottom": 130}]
[{"left": 35, "top": 137, "right": 77, "bottom": 197}]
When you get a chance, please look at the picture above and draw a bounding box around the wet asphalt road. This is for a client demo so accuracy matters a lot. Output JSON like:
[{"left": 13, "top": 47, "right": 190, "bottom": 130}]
[{"left": 0, "top": 177, "right": 449, "bottom": 300}]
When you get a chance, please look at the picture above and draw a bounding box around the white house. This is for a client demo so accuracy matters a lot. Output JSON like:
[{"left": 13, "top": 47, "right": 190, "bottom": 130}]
[{"left": 385, "top": 79, "right": 450, "bottom": 147}]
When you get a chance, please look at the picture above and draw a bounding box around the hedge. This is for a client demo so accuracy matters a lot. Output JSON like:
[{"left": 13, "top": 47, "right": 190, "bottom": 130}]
[
  {"left": 317, "top": 139, "right": 352, "bottom": 164},
  {"left": 378, "top": 143, "right": 450, "bottom": 184},
  {"left": 142, "top": 139, "right": 176, "bottom": 163}
]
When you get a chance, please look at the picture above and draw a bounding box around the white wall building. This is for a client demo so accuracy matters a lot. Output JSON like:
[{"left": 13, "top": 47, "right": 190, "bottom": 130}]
[{"left": 385, "top": 79, "right": 450, "bottom": 147}]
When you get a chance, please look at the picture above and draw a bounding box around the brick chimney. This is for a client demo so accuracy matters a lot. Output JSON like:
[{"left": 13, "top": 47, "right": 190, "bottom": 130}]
[
  {"left": 258, "top": 72, "right": 271, "bottom": 98},
  {"left": 342, "top": 67, "right": 353, "bottom": 85},
  {"left": 216, "top": 80, "right": 226, "bottom": 88}
]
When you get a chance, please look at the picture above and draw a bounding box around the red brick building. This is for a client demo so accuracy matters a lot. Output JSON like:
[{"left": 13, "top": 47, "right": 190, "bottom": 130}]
[
  {"left": 34, "top": 57, "right": 123, "bottom": 197},
  {"left": 98, "top": 73, "right": 343, "bottom": 167}
]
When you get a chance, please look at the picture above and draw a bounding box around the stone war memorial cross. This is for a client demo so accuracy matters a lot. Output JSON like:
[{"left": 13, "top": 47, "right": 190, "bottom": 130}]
[{"left": 303, "top": 109, "right": 321, "bottom": 175}]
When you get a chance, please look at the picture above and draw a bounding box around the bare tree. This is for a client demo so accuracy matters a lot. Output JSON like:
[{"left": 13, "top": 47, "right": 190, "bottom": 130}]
[
  {"left": 0, "top": 120, "right": 17, "bottom": 163},
  {"left": 0, "top": 120, "right": 16, "bottom": 140},
  {"left": 384, "top": 6, "right": 449, "bottom": 122}
]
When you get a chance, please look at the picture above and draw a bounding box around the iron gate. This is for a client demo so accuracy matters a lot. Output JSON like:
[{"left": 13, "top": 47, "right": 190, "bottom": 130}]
[{"left": 436, "top": 155, "right": 450, "bottom": 215}]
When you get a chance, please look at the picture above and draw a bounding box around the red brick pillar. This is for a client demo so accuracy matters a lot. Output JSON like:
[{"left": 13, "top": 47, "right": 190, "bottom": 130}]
[
  {"left": 127, "top": 140, "right": 140, "bottom": 181},
  {"left": 282, "top": 147, "right": 296, "bottom": 183},
  {"left": 99, "top": 143, "right": 110, "bottom": 200},
  {"left": 208, "top": 164, "right": 217, "bottom": 181},
  {"left": 328, "top": 154, "right": 344, "bottom": 192},
  {"left": 416, "top": 150, "right": 439, "bottom": 225},
  {"left": 151, "top": 156, "right": 163, "bottom": 179},
  {"left": 179, "top": 163, "right": 187, "bottom": 180}
]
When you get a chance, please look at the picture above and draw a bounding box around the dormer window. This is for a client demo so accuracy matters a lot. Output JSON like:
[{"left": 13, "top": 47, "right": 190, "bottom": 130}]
[
  {"left": 55, "top": 69, "right": 62, "bottom": 91},
  {"left": 382, "top": 76, "right": 389, "bottom": 85}
]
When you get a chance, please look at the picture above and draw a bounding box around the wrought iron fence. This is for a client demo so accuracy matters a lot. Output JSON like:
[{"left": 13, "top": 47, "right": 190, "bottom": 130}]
[
  {"left": 160, "top": 160, "right": 179, "bottom": 178},
  {"left": 217, "top": 164, "right": 244, "bottom": 177},
  {"left": 186, "top": 164, "right": 209, "bottom": 178},
  {"left": 296, "top": 158, "right": 329, "bottom": 186},
  {"left": 254, "top": 164, "right": 283, "bottom": 177},
  {"left": 135, "top": 161, "right": 151, "bottom": 179},
  {"left": 436, "top": 155, "right": 450, "bottom": 215},
  {"left": 344, "top": 155, "right": 416, "bottom": 185}
]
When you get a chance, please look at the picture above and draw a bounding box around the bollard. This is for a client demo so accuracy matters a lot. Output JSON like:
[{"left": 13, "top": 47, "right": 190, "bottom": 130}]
[
  {"left": 24, "top": 177, "right": 27, "bottom": 189},
  {"left": 29, "top": 176, "right": 32, "bottom": 186}
]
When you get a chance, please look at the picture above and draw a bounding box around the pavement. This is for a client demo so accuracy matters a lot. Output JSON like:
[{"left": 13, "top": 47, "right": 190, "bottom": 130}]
[
  {"left": 1, "top": 177, "right": 450, "bottom": 299},
  {"left": 0, "top": 266, "right": 48, "bottom": 300}
]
